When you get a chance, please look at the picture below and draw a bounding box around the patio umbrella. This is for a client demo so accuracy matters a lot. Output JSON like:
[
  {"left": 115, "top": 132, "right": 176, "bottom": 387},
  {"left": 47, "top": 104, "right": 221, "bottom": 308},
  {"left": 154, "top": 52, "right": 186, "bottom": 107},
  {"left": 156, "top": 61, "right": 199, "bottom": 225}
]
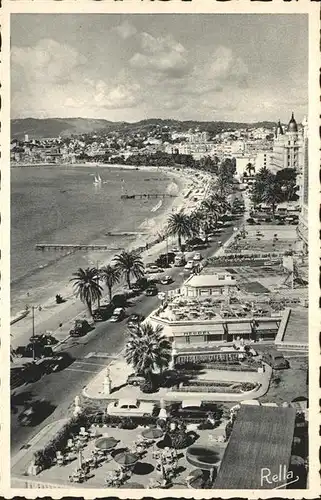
[
  {"left": 113, "top": 451, "right": 138, "bottom": 467},
  {"left": 95, "top": 436, "right": 118, "bottom": 451},
  {"left": 186, "top": 468, "right": 208, "bottom": 489},
  {"left": 141, "top": 427, "right": 164, "bottom": 440}
]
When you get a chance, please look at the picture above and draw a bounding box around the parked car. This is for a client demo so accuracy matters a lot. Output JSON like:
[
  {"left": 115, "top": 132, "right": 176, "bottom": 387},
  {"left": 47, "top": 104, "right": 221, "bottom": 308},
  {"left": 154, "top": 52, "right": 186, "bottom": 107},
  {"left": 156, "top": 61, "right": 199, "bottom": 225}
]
[
  {"left": 107, "top": 399, "right": 155, "bottom": 417},
  {"left": 160, "top": 275, "right": 173, "bottom": 285},
  {"left": 262, "top": 352, "right": 289, "bottom": 370},
  {"left": 69, "top": 319, "right": 91, "bottom": 337},
  {"left": 109, "top": 307, "right": 125, "bottom": 322},
  {"left": 174, "top": 254, "right": 186, "bottom": 267},
  {"left": 169, "top": 401, "right": 221, "bottom": 421},
  {"left": 145, "top": 264, "right": 162, "bottom": 274},
  {"left": 155, "top": 253, "right": 175, "bottom": 267},
  {"left": 127, "top": 313, "right": 144, "bottom": 328},
  {"left": 145, "top": 287, "right": 158, "bottom": 297},
  {"left": 193, "top": 252, "right": 202, "bottom": 261},
  {"left": 29, "top": 334, "right": 57, "bottom": 346},
  {"left": 15, "top": 344, "right": 53, "bottom": 359},
  {"left": 92, "top": 309, "right": 104, "bottom": 322},
  {"left": 184, "top": 260, "right": 195, "bottom": 270},
  {"left": 126, "top": 374, "right": 145, "bottom": 386}
]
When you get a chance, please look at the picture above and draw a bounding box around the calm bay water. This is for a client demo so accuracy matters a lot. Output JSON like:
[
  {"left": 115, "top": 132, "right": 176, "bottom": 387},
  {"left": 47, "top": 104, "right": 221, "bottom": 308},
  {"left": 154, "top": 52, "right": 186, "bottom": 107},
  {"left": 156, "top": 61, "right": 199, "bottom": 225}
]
[{"left": 11, "top": 165, "right": 178, "bottom": 314}]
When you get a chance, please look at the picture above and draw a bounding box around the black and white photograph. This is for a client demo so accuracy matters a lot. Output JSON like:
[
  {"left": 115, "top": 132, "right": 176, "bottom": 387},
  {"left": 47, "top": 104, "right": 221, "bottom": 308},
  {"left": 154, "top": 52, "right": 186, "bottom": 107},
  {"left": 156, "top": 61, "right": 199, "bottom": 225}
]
[{"left": 6, "top": 5, "right": 318, "bottom": 495}]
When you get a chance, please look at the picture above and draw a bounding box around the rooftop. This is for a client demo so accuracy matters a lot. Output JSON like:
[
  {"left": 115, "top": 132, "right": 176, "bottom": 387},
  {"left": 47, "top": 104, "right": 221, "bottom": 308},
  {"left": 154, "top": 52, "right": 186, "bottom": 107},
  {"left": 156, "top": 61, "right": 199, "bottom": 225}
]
[
  {"left": 215, "top": 405, "right": 296, "bottom": 489},
  {"left": 184, "top": 274, "right": 236, "bottom": 288}
]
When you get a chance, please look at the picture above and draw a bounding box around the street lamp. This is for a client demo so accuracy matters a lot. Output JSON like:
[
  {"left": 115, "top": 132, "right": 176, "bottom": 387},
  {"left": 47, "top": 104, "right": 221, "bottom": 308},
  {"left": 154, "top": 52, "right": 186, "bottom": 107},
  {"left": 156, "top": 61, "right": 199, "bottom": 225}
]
[{"left": 27, "top": 304, "right": 42, "bottom": 361}]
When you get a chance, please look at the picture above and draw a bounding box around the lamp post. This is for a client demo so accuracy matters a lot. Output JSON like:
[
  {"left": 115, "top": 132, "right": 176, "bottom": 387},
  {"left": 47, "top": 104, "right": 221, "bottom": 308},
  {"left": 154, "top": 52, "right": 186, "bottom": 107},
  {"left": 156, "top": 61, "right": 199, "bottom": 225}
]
[{"left": 28, "top": 304, "right": 41, "bottom": 361}]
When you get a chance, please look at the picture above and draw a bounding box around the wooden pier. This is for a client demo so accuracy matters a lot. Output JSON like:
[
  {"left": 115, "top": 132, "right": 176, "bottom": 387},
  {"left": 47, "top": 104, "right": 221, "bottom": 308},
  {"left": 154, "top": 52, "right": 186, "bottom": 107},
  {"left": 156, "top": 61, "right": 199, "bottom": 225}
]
[{"left": 121, "top": 193, "right": 177, "bottom": 200}]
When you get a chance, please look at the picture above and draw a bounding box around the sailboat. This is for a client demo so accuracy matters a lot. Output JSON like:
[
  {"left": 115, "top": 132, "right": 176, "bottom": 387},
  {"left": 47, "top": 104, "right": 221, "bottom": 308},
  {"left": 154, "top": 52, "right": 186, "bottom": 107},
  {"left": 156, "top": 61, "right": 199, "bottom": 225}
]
[{"left": 93, "top": 173, "right": 102, "bottom": 185}]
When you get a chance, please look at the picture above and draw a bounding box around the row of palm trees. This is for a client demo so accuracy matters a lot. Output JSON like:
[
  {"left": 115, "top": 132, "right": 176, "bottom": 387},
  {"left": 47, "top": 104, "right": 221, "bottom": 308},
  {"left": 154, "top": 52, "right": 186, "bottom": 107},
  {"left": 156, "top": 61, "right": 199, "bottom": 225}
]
[
  {"left": 167, "top": 193, "right": 230, "bottom": 248},
  {"left": 70, "top": 193, "right": 229, "bottom": 317},
  {"left": 70, "top": 250, "right": 145, "bottom": 317}
]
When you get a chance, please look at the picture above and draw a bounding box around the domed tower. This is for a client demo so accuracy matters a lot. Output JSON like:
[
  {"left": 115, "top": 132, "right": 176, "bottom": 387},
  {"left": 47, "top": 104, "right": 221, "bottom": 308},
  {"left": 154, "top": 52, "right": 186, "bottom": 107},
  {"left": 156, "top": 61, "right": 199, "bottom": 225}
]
[{"left": 288, "top": 112, "right": 298, "bottom": 135}]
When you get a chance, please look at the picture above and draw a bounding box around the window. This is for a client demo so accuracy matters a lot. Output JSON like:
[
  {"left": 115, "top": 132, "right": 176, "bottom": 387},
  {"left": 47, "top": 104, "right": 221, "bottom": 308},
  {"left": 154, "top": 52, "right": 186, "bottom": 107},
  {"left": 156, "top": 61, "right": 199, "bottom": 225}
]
[{"left": 185, "top": 336, "right": 190, "bottom": 344}]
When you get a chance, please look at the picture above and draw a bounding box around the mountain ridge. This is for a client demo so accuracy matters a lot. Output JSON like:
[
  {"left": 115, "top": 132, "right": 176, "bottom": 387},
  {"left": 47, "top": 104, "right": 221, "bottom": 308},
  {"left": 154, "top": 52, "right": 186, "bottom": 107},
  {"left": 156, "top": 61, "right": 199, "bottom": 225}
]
[{"left": 11, "top": 117, "right": 276, "bottom": 140}]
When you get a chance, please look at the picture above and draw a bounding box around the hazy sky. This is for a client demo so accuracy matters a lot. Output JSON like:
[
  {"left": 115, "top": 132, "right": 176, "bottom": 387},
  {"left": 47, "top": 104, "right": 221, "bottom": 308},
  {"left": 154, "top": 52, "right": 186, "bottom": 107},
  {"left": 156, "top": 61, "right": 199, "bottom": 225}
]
[{"left": 11, "top": 14, "right": 308, "bottom": 122}]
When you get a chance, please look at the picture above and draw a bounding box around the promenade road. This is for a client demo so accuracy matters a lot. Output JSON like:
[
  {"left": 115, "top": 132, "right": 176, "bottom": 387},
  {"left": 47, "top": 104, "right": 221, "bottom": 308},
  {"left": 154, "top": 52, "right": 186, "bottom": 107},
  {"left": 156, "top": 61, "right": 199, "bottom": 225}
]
[{"left": 11, "top": 217, "right": 242, "bottom": 458}]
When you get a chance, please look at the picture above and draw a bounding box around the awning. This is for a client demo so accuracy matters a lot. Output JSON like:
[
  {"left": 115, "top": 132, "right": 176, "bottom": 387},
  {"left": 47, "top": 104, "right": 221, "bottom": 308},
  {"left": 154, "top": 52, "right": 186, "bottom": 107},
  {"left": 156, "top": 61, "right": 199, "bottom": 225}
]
[
  {"left": 256, "top": 321, "right": 279, "bottom": 331},
  {"left": 182, "top": 400, "right": 202, "bottom": 408},
  {"left": 227, "top": 322, "right": 252, "bottom": 334}
]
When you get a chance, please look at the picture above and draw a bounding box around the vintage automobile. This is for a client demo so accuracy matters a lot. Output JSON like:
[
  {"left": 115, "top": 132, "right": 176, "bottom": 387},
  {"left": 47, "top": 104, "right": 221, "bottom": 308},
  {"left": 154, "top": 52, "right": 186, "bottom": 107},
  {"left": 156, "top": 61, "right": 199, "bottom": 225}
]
[
  {"left": 69, "top": 319, "right": 91, "bottom": 337},
  {"left": 160, "top": 275, "right": 173, "bottom": 285},
  {"left": 127, "top": 313, "right": 145, "bottom": 329},
  {"left": 262, "top": 352, "right": 289, "bottom": 370},
  {"left": 109, "top": 307, "right": 125, "bottom": 323},
  {"left": 106, "top": 399, "right": 155, "bottom": 417}
]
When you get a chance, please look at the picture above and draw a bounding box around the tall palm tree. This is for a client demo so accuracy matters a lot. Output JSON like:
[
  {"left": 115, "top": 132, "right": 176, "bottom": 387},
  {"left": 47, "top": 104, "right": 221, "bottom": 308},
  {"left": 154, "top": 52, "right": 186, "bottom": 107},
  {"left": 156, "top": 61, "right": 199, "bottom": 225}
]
[
  {"left": 113, "top": 250, "right": 144, "bottom": 289},
  {"left": 166, "top": 210, "right": 193, "bottom": 250},
  {"left": 125, "top": 322, "right": 172, "bottom": 377},
  {"left": 261, "top": 175, "right": 283, "bottom": 219},
  {"left": 99, "top": 264, "right": 121, "bottom": 303},
  {"left": 205, "top": 193, "right": 230, "bottom": 214},
  {"left": 70, "top": 267, "right": 103, "bottom": 317}
]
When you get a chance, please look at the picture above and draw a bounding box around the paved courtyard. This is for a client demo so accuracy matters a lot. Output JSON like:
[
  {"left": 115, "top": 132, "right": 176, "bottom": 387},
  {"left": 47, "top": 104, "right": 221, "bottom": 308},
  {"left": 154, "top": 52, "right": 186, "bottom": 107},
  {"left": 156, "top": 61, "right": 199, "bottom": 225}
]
[{"left": 13, "top": 422, "right": 228, "bottom": 489}]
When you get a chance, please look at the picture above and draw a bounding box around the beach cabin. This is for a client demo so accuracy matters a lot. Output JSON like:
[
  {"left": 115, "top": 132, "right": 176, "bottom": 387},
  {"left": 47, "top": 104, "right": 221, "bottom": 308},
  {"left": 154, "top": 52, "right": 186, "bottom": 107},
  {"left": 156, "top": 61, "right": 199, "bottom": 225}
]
[{"left": 181, "top": 273, "right": 237, "bottom": 298}]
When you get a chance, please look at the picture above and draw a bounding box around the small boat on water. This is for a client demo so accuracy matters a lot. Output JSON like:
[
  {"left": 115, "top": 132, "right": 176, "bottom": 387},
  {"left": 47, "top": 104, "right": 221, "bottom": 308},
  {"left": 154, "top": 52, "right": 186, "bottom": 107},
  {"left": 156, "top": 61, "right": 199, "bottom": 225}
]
[
  {"left": 93, "top": 174, "right": 102, "bottom": 185},
  {"left": 10, "top": 309, "right": 30, "bottom": 325}
]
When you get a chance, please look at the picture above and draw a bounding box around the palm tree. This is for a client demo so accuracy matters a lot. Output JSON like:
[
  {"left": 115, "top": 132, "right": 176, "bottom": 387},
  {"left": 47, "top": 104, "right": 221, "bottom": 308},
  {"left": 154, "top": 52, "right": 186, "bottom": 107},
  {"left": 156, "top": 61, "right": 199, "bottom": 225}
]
[
  {"left": 261, "top": 175, "right": 283, "bottom": 219},
  {"left": 99, "top": 264, "right": 121, "bottom": 303},
  {"left": 113, "top": 250, "right": 144, "bottom": 289},
  {"left": 245, "top": 162, "right": 255, "bottom": 176},
  {"left": 70, "top": 267, "right": 103, "bottom": 317},
  {"left": 125, "top": 322, "right": 172, "bottom": 377},
  {"left": 166, "top": 210, "right": 193, "bottom": 250}
]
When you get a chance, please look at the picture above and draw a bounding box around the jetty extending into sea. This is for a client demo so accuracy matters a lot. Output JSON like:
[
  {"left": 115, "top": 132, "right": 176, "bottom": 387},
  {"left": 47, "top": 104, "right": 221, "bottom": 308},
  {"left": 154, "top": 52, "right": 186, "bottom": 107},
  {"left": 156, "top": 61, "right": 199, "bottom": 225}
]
[{"left": 121, "top": 193, "right": 177, "bottom": 200}]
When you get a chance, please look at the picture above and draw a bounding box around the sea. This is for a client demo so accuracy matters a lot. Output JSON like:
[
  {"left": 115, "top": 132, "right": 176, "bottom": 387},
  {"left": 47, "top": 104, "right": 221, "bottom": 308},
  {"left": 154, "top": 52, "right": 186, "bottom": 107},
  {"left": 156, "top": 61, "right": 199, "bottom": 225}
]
[{"left": 11, "top": 165, "right": 181, "bottom": 315}]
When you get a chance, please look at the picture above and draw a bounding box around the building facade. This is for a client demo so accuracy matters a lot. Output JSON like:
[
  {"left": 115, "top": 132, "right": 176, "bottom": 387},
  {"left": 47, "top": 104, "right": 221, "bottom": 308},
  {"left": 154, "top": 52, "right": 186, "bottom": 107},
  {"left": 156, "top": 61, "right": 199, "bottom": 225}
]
[
  {"left": 270, "top": 113, "right": 303, "bottom": 173},
  {"left": 297, "top": 117, "right": 308, "bottom": 251}
]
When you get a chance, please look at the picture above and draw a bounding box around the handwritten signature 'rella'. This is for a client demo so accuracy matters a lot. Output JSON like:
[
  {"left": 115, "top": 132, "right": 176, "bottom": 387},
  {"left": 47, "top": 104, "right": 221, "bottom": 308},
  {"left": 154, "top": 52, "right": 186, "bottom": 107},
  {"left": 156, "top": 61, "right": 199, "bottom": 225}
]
[{"left": 261, "top": 465, "right": 300, "bottom": 489}]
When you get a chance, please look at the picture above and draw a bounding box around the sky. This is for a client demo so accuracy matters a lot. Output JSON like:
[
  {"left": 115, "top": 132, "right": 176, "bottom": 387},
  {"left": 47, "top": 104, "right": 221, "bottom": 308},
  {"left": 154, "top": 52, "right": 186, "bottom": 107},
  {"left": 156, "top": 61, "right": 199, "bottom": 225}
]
[{"left": 11, "top": 14, "right": 308, "bottom": 123}]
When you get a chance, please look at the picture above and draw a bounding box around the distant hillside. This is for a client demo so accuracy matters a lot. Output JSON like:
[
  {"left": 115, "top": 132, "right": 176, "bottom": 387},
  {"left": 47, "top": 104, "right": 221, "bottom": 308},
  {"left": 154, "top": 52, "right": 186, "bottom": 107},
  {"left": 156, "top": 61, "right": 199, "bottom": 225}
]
[
  {"left": 11, "top": 117, "right": 276, "bottom": 140},
  {"left": 10, "top": 117, "right": 116, "bottom": 139}
]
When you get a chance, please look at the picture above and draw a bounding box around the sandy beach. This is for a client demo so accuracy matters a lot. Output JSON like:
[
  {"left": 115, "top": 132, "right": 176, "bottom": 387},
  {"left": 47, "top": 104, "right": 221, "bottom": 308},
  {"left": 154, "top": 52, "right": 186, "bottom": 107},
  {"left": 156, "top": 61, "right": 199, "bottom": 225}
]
[{"left": 11, "top": 166, "right": 214, "bottom": 349}]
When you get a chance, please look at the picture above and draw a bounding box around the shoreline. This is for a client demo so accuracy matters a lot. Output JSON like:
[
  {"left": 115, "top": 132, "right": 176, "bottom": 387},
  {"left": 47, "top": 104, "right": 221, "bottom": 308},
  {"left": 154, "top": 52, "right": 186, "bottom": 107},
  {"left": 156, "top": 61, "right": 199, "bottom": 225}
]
[
  {"left": 11, "top": 167, "right": 213, "bottom": 348},
  {"left": 11, "top": 162, "right": 183, "bottom": 172}
]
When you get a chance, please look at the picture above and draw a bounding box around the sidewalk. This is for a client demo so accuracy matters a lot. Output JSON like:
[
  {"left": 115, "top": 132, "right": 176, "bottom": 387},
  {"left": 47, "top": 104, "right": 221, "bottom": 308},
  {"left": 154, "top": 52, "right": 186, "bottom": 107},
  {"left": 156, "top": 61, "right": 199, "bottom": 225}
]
[{"left": 11, "top": 419, "right": 69, "bottom": 474}]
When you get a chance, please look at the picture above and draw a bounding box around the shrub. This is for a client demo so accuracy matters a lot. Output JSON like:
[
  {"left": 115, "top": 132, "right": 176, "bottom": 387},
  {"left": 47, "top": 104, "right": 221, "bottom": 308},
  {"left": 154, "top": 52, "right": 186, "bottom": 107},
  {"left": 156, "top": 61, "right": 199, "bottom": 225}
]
[
  {"left": 240, "top": 382, "right": 256, "bottom": 392},
  {"left": 120, "top": 417, "right": 137, "bottom": 430},
  {"left": 140, "top": 377, "right": 157, "bottom": 394}
]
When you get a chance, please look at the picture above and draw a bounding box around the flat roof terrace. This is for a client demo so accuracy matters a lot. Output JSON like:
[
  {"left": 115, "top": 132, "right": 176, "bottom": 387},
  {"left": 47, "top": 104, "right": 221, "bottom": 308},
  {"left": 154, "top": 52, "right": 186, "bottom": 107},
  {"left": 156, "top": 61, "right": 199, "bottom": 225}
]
[{"left": 214, "top": 405, "right": 296, "bottom": 489}]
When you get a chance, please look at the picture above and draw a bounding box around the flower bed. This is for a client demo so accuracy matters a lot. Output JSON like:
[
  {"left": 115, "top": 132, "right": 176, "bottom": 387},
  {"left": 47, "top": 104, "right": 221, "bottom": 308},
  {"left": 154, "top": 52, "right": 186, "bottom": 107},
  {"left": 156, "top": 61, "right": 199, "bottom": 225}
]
[{"left": 175, "top": 380, "right": 257, "bottom": 394}]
